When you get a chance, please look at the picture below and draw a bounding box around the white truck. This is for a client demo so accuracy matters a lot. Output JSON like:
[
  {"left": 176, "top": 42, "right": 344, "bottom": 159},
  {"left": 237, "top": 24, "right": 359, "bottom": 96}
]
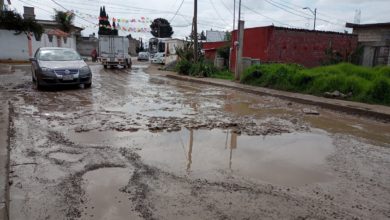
[{"left": 98, "top": 35, "right": 132, "bottom": 69}]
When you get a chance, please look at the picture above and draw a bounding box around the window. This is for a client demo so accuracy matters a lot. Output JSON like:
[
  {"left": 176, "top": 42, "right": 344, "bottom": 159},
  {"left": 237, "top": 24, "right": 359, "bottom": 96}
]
[
  {"left": 63, "top": 37, "right": 67, "bottom": 44},
  {"left": 48, "top": 34, "right": 53, "bottom": 42}
]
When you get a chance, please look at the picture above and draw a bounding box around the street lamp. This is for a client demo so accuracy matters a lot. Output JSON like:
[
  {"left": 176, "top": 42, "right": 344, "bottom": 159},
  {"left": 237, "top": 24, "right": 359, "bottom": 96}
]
[{"left": 303, "top": 7, "right": 317, "bottom": 30}]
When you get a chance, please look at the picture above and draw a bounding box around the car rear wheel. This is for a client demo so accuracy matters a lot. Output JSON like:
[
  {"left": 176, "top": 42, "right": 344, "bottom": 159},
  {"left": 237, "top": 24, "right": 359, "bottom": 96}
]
[{"left": 103, "top": 65, "right": 107, "bottom": 69}]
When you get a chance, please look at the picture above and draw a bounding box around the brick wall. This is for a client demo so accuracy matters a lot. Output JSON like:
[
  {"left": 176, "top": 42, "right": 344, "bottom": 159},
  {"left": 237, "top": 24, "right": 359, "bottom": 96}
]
[
  {"left": 229, "top": 26, "right": 358, "bottom": 70},
  {"left": 268, "top": 28, "right": 358, "bottom": 67}
]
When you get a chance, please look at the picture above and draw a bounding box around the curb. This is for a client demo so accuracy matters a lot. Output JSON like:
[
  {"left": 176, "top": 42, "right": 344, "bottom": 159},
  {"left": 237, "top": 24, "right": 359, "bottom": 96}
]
[
  {"left": 0, "top": 102, "right": 10, "bottom": 220},
  {"left": 165, "top": 74, "right": 390, "bottom": 122}
]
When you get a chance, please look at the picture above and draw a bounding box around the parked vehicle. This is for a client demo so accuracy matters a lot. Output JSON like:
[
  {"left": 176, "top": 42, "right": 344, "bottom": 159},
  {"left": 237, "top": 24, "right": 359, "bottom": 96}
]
[
  {"left": 98, "top": 35, "right": 131, "bottom": 69},
  {"left": 148, "top": 37, "right": 170, "bottom": 58},
  {"left": 151, "top": 52, "right": 165, "bottom": 64},
  {"left": 137, "top": 52, "right": 149, "bottom": 61},
  {"left": 30, "top": 47, "right": 92, "bottom": 90}
]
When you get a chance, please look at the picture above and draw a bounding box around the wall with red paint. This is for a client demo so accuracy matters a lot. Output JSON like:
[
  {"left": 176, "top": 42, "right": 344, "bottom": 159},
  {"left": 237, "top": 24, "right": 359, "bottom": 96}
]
[
  {"left": 229, "top": 26, "right": 358, "bottom": 71},
  {"left": 203, "top": 41, "right": 229, "bottom": 61},
  {"left": 230, "top": 26, "right": 273, "bottom": 70},
  {"left": 267, "top": 28, "right": 358, "bottom": 67}
]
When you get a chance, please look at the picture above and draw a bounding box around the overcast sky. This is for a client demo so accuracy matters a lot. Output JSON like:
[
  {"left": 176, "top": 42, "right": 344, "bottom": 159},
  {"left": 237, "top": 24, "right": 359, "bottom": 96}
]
[{"left": 6, "top": 0, "right": 390, "bottom": 40}]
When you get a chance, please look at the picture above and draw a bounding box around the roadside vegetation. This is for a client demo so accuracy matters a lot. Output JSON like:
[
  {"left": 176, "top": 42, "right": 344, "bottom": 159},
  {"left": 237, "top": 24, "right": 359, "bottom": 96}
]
[
  {"left": 241, "top": 63, "right": 390, "bottom": 105},
  {"left": 175, "top": 42, "right": 234, "bottom": 80}
]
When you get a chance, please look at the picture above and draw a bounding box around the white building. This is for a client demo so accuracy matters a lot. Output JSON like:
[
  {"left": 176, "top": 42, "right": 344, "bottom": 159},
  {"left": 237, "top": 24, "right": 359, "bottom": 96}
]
[
  {"left": 206, "top": 30, "right": 226, "bottom": 42},
  {"left": 0, "top": 7, "right": 82, "bottom": 61}
]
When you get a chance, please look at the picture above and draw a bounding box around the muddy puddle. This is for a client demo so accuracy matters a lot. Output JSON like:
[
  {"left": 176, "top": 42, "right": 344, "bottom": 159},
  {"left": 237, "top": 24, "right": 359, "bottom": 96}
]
[
  {"left": 80, "top": 167, "right": 141, "bottom": 220},
  {"left": 68, "top": 128, "right": 335, "bottom": 187}
]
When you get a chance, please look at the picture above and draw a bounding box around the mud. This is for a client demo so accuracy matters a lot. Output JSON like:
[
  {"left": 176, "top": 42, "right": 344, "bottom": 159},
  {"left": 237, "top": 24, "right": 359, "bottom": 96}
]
[{"left": 2, "top": 62, "right": 390, "bottom": 219}]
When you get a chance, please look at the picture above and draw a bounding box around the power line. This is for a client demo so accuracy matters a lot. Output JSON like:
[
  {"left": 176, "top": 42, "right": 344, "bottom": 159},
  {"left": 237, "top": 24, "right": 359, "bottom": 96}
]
[
  {"left": 271, "top": 0, "right": 346, "bottom": 27},
  {"left": 48, "top": 0, "right": 96, "bottom": 25},
  {"left": 209, "top": 0, "right": 229, "bottom": 26},
  {"left": 264, "top": 0, "right": 311, "bottom": 20},
  {"left": 170, "top": 0, "right": 185, "bottom": 23},
  {"left": 219, "top": 0, "right": 233, "bottom": 15},
  {"left": 241, "top": 4, "right": 296, "bottom": 28}
]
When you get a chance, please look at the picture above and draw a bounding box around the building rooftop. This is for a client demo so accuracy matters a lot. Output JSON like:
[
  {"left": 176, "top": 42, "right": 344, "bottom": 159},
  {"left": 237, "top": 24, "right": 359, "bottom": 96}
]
[{"left": 346, "top": 22, "right": 390, "bottom": 29}]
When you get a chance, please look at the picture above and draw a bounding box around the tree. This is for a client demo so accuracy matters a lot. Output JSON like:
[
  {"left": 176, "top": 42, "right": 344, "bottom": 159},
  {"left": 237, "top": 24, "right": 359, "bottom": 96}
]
[
  {"left": 53, "top": 10, "right": 75, "bottom": 33},
  {"left": 200, "top": 31, "right": 206, "bottom": 41},
  {"left": 98, "top": 6, "right": 117, "bottom": 36},
  {"left": 150, "top": 18, "right": 173, "bottom": 38},
  {"left": 0, "top": 10, "right": 43, "bottom": 40}
]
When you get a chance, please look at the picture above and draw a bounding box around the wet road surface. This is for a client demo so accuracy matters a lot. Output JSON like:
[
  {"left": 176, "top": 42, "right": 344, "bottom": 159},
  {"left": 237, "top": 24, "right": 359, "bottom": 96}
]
[{"left": 1, "top": 63, "right": 390, "bottom": 219}]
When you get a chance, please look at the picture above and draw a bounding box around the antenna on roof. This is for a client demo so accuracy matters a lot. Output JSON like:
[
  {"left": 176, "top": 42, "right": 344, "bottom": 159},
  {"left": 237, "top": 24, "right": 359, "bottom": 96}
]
[{"left": 354, "top": 9, "right": 361, "bottom": 24}]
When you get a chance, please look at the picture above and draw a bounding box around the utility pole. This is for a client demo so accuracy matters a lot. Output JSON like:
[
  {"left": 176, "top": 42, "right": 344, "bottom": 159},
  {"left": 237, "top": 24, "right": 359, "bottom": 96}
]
[
  {"left": 193, "top": 0, "right": 198, "bottom": 63},
  {"left": 233, "top": 0, "right": 236, "bottom": 30},
  {"left": 235, "top": 0, "right": 244, "bottom": 81},
  {"left": 314, "top": 8, "right": 317, "bottom": 30},
  {"left": 303, "top": 7, "right": 317, "bottom": 30}
]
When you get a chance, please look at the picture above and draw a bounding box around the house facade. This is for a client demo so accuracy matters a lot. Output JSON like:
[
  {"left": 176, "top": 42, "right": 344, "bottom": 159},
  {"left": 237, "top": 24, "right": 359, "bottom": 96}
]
[
  {"left": 346, "top": 22, "right": 390, "bottom": 67},
  {"left": 0, "top": 6, "right": 82, "bottom": 61},
  {"left": 230, "top": 26, "right": 358, "bottom": 71}
]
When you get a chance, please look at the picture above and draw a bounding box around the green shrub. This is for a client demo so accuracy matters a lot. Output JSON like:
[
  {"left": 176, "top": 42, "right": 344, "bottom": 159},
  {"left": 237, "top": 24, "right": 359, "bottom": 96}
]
[{"left": 176, "top": 60, "right": 192, "bottom": 75}]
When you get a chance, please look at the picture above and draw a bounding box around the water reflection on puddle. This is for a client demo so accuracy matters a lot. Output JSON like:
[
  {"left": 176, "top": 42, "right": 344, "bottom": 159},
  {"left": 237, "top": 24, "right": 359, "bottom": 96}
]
[
  {"left": 137, "top": 129, "right": 335, "bottom": 186},
  {"left": 69, "top": 129, "right": 335, "bottom": 187}
]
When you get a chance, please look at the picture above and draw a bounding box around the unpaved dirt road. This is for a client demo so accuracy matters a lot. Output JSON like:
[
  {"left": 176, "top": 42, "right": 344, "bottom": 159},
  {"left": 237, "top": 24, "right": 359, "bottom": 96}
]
[{"left": 1, "top": 62, "right": 390, "bottom": 220}]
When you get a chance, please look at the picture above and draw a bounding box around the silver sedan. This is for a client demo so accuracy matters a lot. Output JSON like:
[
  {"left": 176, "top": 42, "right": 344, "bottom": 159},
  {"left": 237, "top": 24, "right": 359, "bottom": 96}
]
[{"left": 30, "top": 47, "right": 92, "bottom": 90}]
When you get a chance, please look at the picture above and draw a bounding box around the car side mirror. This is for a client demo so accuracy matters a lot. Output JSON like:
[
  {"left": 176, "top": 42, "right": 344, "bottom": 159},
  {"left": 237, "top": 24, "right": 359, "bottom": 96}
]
[{"left": 29, "top": 58, "right": 37, "bottom": 62}]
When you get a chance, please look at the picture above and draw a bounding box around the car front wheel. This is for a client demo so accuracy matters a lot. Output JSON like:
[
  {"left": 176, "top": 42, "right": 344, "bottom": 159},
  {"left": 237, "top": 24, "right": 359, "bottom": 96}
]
[
  {"left": 33, "top": 77, "right": 42, "bottom": 90},
  {"left": 84, "top": 82, "right": 92, "bottom": 88}
]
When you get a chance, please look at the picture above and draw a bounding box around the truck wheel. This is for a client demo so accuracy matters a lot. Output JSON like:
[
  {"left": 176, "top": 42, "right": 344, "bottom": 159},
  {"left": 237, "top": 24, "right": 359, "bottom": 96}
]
[{"left": 103, "top": 65, "right": 107, "bottom": 69}]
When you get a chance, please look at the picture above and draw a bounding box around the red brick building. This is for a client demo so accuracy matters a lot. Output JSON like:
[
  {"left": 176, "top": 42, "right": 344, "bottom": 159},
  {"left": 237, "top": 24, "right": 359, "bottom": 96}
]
[
  {"left": 202, "top": 41, "right": 229, "bottom": 61},
  {"left": 230, "top": 26, "right": 358, "bottom": 70}
]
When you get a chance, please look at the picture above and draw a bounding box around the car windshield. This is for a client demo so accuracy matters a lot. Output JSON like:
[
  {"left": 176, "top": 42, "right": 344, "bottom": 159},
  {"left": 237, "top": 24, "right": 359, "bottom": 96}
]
[{"left": 37, "top": 49, "right": 82, "bottom": 61}]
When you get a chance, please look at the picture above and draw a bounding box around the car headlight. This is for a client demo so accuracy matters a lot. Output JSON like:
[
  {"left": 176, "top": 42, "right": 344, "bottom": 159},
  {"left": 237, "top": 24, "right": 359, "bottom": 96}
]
[
  {"left": 40, "top": 67, "right": 54, "bottom": 75},
  {"left": 80, "top": 66, "right": 91, "bottom": 75}
]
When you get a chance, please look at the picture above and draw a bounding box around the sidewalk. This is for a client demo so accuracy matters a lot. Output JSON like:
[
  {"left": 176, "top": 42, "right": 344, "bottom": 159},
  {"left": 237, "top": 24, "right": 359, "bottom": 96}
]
[
  {"left": 162, "top": 71, "right": 390, "bottom": 122},
  {"left": 0, "top": 101, "right": 9, "bottom": 220}
]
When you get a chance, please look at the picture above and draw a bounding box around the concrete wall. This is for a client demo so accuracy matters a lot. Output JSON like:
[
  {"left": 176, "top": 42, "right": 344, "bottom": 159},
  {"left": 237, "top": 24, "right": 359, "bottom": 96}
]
[
  {"left": 352, "top": 27, "right": 390, "bottom": 66},
  {"left": 354, "top": 28, "right": 390, "bottom": 43},
  {"left": 0, "top": 29, "right": 77, "bottom": 61},
  {"left": 0, "top": 29, "right": 29, "bottom": 60},
  {"left": 77, "top": 39, "right": 98, "bottom": 57},
  {"left": 128, "top": 38, "right": 139, "bottom": 56},
  {"left": 165, "top": 39, "right": 185, "bottom": 65}
]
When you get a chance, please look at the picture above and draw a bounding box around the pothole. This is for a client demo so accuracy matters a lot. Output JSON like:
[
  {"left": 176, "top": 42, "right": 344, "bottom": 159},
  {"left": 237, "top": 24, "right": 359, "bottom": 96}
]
[{"left": 80, "top": 167, "right": 140, "bottom": 220}]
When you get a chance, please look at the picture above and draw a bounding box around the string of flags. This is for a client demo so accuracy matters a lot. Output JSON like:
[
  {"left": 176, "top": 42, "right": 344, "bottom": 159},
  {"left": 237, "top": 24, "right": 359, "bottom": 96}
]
[
  {"left": 73, "top": 10, "right": 153, "bottom": 24},
  {"left": 70, "top": 10, "right": 152, "bottom": 33},
  {"left": 78, "top": 24, "right": 151, "bottom": 33}
]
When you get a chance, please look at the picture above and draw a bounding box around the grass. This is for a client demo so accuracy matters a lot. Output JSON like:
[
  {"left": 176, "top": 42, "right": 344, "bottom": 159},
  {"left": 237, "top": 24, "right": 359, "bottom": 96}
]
[
  {"left": 210, "top": 70, "right": 234, "bottom": 80},
  {"left": 241, "top": 63, "right": 390, "bottom": 106}
]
